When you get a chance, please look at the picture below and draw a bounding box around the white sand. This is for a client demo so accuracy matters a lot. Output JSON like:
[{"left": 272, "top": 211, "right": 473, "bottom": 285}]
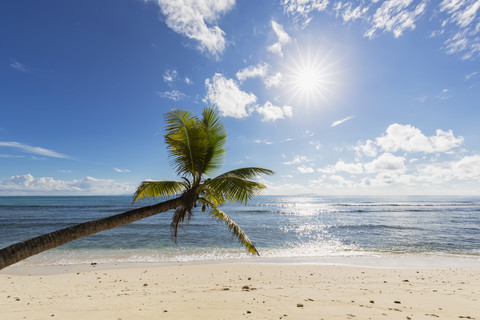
[{"left": 1, "top": 263, "right": 479, "bottom": 319}]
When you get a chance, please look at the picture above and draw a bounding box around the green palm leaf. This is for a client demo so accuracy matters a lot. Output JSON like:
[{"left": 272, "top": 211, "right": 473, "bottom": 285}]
[
  {"left": 200, "top": 185, "right": 226, "bottom": 207},
  {"left": 207, "top": 203, "right": 259, "bottom": 255},
  {"left": 165, "top": 109, "right": 207, "bottom": 182},
  {"left": 133, "top": 180, "right": 186, "bottom": 203},
  {"left": 199, "top": 107, "right": 227, "bottom": 176},
  {"left": 204, "top": 176, "right": 267, "bottom": 204},
  {"left": 216, "top": 167, "right": 274, "bottom": 179}
]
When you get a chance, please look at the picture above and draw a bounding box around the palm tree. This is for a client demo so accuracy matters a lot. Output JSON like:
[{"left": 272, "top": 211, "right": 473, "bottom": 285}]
[{"left": 0, "top": 107, "right": 273, "bottom": 270}]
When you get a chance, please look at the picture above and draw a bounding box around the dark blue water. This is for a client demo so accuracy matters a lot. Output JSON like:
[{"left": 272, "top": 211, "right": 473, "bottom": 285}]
[{"left": 1, "top": 195, "right": 479, "bottom": 265}]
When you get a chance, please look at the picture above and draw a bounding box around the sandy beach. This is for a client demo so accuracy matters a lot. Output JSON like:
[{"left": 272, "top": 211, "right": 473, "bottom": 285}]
[{"left": 1, "top": 262, "right": 479, "bottom": 320}]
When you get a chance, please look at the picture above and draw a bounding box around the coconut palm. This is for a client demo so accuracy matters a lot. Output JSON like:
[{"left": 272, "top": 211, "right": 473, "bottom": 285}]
[
  {"left": 133, "top": 107, "right": 273, "bottom": 254},
  {"left": 0, "top": 107, "right": 273, "bottom": 270}
]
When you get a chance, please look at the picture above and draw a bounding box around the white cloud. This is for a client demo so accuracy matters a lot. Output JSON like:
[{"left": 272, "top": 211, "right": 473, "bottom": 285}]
[
  {"left": 417, "top": 95, "right": 428, "bottom": 103},
  {"left": 157, "top": 90, "right": 185, "bottom": 101},
  {"left": 236, "top": 64, "right": 283, "bottom": 88},
  {"left": 465, "top": 71, "right": 478, "bottom": 80},
  {"left": 254, "top": 139, "right": 273, "bottom": 145},
  {"left": 267, "top": 21, "right": 292, "bottom": 56},
  {"left": 11, "top": 60, "right": 29, "bottom": 72},
  {"left": 334, "top": 2, "right": 369, "bottom": 22},
  {"left": 275, "top": 123, "right": 480, "bottom": 194},
  {"left": 365, "top": 0, "right": 427, "bottom": 39},
  {"left": 410, "top": 154, "right": 480, "bottom": 184},
  {"left": 439, "top": 0, "right": 480, "bottom": 28},
  {"left": 264, "top": 72, "right": 283, "bottom": 88},
  {"left": 185, "top": 76, "right": 193, "bottom": 85},
  {"left": 443, "top": 32, "right": 469, "bottom": 57},
  {"left": 236, "top": 63, "right": 269, "bottom": 82},
  {"left": 334, "top": 160, "right": 364, "bottom": 174},
  {"left": 437, "top": 88, "right": 452, "bottom": 100},
  {"left": 303, "top": 130, "right": 314, "bottom": 138},
  {"left": 435, "top": 0, "right": 480, "bottom": 59},
  {"left": 297, "top": 166, "right": 315, "bottom": 173},
  {"left": 376, "top": 124, "right": 464, "bottom": 154},
  {"left": 317, "top": 165, "right": 336, "bottom": 174},
  {"left": 0, "top": 141, "right": 69, "bottom": 159},
  {"left": 416, "top": 88, "right": 453, "bottom": 103},
  {"left": 284, "top": 155, "right": 312, "bottom": 165},
  {"left": 364, "top": 172, "right": 402, "bottom": 187},
  {"left": 283, "top": 0, "right": 329, "bottom": 26},
  {"left": 414, "top": 162, "right": 452, "bottom": 183},
  {"left": 155, "top": 0, "right": 235, "bottom": 58},
  {"left": 331, "top": 115, "right": 355, "bottom": 127},
  {"left": 280, "top": 1, "right": 479, "bottom": 60},
  {"left": 205, "top": 73, "right": 257, "bottom": 118},
  {"left": 256, "top": 101, "right": 293, "bottom": 122},
  {"left": 313, "top": 133, "right": 480, "bottom": 193},
  {"left": 0, "top": 154, "right": 25, "bottom": 159},
  {"left": 263, "top": 181, "right": 313, "bottom": 195},
  {"left": 114, "top": 168, "right": 131, "bottom": 173},
  {"left": 354, "top": 139, "right": 378, "bottom": 157},
  {"left": 451, "top": 155, "right": 480, "bottom": 179},
  {"left": 365, "top": 153, "right": 406, "bottom": 173},
  {"left": 163, "top": 69, "right": 178, "bottom": 83},
  {"left": 328, "top": 174, "right": 357, "bottom": 188},
  {"left": 318, "top": 154, "right": 405, "bottom": 175},
  {"left": 309, "top": 141, "right": 322, "bottom": 150},
  {"left": 0, "top": 174, "right": 134, "bottom": 195}
]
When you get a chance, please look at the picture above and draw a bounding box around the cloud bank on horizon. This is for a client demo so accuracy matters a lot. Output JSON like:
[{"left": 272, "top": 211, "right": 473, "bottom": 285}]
[
  {"left": 276, "top": 123, "right": 479, "bottom": 195},
  {"left": 0, "top": 174, "right": 133, "bottom": 195}
]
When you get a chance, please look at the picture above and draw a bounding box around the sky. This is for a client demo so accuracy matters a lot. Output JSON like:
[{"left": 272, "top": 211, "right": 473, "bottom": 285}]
[{"left": 1, "top": 0, "right": 480, "bottom": 196}]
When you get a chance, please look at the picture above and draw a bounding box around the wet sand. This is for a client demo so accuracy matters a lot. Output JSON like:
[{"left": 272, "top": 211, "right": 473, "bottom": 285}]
[{"left": 1, "top": 263, "right": 479, "bottom": 319}]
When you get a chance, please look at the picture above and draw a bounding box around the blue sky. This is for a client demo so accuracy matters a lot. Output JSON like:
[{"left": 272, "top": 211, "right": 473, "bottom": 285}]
[{"left": 1, "top": 0, "right": 480, "bottom": 196}]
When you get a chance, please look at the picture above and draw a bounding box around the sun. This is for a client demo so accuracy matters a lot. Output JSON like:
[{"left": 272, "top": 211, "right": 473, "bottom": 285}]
[
  {"left": 294, "top": 64, "right": 323, "bottom": 94},
  {"left": 283, "top": 46, "right": 339, "bottom": 109}
]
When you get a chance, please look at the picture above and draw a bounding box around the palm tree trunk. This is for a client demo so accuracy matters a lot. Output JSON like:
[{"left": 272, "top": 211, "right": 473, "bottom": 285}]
[{"left": 0, "top": 197, "right": 183, "bottom": 270}]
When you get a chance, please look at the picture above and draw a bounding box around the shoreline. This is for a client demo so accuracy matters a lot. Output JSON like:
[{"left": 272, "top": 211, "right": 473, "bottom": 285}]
[
  {"left": 1, "top": 262, "right": 479, "bottom": 319},
  {"left": 2, "top": 251, "right": 480, "bottom": 275}
]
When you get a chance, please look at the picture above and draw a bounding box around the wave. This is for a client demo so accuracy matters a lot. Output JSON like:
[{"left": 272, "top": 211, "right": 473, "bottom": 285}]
[
  {"left": 333, "top": 202, "right": 479, "bottom": 207},
  {"left": 12, "top": 245, "right": 480, "bottom": 268},
  {"left": 329, "top": 224, "right": 425, "bottom": 231}
]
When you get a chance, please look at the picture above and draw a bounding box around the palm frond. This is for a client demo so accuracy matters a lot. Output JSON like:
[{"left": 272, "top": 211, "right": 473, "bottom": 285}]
[
  {"left": 208, "top": 203, "right": 259, "bottom": 255},
  {"left": 133, "top": 180, "right": 186, "bottom": 203},
  {"left": 204, "top": 176, "right": 267, "bottom": 204},
  {"left": 165, "top": 109, "right": 207, "bottom": 182},
  {"left": 171, "top": 206, "right": 187, "bottom": 241},
  {"left": 199, "top": 107, "right": 227, "bottom": 176},
  {"left": 216, "top": 167, "right": 274, "bottom": 180},
  {"left": 198, "top": 185, "right": 226, "bottom": 206}
]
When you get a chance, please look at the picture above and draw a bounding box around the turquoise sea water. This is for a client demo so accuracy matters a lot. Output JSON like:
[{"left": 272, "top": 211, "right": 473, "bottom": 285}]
[{"left": 1, "top": 195, "right": 479, "bottom": 267}]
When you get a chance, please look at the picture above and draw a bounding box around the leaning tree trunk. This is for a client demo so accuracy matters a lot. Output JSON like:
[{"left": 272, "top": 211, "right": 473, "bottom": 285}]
[{"left": 0, "top": 197, "right": 183, "bottom": 270}]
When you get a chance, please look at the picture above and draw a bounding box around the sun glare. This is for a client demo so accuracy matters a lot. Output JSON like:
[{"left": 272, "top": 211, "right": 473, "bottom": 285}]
[
  {"left": 295, "top": 65, "right": 322, "bottom": 93},
  {"left": 283, "top": 46, "right": 339, "bottom": 110}
]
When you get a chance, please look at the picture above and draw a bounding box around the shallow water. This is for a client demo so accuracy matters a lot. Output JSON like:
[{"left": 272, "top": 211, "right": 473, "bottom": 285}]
[{"left": 1, "top": 195, "right": 479, "bottom": 266}]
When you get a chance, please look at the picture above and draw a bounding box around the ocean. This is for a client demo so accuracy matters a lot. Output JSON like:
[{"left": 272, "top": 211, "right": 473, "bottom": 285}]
[{"left": 1, "top": 195, "right": 479, "bottom": 268}]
